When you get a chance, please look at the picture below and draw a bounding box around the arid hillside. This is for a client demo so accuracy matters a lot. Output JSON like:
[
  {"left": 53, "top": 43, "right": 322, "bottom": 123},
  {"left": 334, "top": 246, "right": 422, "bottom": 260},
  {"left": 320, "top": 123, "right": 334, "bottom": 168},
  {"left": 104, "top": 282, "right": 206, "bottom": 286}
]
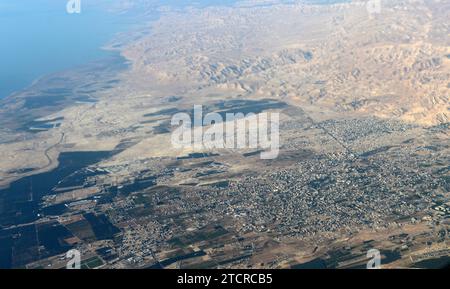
[{"left": 121, "top": 0, "right": 449, "bottom": 126}]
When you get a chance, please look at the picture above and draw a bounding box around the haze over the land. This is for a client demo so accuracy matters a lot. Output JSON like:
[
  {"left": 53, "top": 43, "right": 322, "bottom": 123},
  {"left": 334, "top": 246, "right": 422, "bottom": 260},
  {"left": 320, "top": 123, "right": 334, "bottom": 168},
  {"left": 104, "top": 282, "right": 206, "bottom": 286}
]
[
  {"left": 2, "top": 0, "right": 448, "bottom": 184},
  {"left": 121, "top": 0, "right": 449, "bottom": 126},
  {"left": 0, "top": 0, "right": 448, "bottom": 269}
]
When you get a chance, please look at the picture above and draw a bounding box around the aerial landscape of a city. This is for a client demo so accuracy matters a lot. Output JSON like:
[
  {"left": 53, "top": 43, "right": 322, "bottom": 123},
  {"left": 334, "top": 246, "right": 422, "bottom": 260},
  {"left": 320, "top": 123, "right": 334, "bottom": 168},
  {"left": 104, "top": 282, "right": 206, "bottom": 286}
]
[{"left": 0, "top": 0, "right": 448, "bottom": 273}]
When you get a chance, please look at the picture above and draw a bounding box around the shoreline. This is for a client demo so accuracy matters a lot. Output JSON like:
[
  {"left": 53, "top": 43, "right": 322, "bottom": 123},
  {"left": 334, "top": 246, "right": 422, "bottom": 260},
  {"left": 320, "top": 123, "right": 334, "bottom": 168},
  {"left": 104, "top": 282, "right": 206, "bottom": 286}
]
[{"left": 0, "top": 0, "right": 139, "bottom": 101}]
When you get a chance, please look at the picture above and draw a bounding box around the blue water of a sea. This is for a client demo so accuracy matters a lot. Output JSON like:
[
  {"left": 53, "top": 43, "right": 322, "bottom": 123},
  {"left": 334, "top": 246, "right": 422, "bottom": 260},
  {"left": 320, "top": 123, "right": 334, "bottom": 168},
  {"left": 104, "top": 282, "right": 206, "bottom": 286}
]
[
  {"left": 0, "top": 0, "right": 135, "bottom": 99},
  {"left": 0, "top": 0, "right": 238, "bottom": 100}
]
